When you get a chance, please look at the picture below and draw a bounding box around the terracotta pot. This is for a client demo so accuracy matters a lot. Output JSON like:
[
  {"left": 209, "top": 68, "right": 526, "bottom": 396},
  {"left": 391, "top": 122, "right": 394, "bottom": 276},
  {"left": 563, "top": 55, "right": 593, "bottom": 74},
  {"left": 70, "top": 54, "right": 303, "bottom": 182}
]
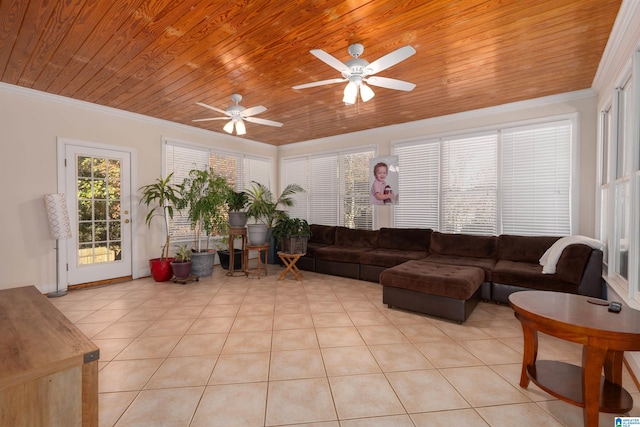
[{"left": 149, "top": 258, "right": 174, "bottom": 282}]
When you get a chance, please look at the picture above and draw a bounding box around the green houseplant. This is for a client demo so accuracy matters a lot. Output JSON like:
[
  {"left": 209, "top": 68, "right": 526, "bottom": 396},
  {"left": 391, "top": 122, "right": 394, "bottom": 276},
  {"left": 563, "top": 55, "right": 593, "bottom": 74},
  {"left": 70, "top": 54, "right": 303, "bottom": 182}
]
[
  {"left": 170, "top": 244, "right": 192, "bottom": 280},
  {"left": 139, "top": 173, "right": 181, "bottom": 281},
  {"left": 272, "top": 217, "right": 311, "bottom": 254},
  {"left": 177, "top": 168, "right": 232, "bottom": 276},
  {"left": 226, "top": 189, "right": 249, "bottom": 227}
]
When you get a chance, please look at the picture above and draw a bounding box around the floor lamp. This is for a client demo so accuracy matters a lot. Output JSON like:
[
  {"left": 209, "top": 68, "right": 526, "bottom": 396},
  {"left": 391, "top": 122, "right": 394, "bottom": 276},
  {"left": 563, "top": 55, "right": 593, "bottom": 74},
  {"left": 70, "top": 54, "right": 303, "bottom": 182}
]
[{"left": 44, "top": 193, "right": 72, "bottom": 298}]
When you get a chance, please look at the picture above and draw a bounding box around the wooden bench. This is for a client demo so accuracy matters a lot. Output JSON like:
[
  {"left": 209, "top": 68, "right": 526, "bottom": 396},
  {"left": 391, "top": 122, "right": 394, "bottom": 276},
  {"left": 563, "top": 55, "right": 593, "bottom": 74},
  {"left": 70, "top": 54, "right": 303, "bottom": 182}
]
[{"left": 380, "top": 260, "right": 485, "bottom": 323}]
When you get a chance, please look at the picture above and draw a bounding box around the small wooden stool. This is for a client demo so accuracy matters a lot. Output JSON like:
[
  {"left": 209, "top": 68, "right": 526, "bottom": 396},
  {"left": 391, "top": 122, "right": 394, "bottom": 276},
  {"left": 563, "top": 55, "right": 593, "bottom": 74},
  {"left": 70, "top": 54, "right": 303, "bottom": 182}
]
[
  {"left": 244, "top": 243, "right": 270, "bottom": 279},
  {"left": 227, "top": 227, "right": 247, "bottom": 277},
  {"left": 277, "top": 252, "right": 304, "bottom": 281}
]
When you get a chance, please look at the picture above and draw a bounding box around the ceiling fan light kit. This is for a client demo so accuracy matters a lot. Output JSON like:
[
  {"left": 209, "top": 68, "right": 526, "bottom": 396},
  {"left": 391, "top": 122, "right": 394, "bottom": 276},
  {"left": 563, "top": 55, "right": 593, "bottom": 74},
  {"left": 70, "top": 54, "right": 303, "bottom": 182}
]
[
  {"left": 294, "top": 43, "right": 416, "bottom": 105},
  {"left": 193, "top": 93, "right": 282, "bottom": 136}
]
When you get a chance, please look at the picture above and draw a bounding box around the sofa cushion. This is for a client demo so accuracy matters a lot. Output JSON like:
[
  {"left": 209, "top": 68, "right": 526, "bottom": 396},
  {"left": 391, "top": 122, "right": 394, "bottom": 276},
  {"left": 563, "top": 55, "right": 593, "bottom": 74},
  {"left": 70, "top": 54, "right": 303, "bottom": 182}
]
[
  {"left": 424, "top": 254, "right": 496, "bottom": 282},
  {"left": 314, "top": 245, "right": 372, "bottom": 264},
  {"left": 378, "top": 228, "right": 431, "bottom": 251},
  {"left": 492, "top": 260, "right": 578, "bottom": 293},
  {"left": 497, "top": 235, "right": 560, "bottom": 263},
  {"left": 305, "top": 241, "right": 330, "bottom": 258},
  {"left": 309, "top": 224, "right": 336, "bottom": 245},
  {"left": 359, "top": 249, "right": 429, "bottom": 267},
  {"left": 335, "top": 227, "right": 378, "bottom": 248},
  {"left": 430, "top": 232, "right": 497, "bottom": 258},
  {"left": 380, "top": 260, "right": 484, "bottom": 300}
]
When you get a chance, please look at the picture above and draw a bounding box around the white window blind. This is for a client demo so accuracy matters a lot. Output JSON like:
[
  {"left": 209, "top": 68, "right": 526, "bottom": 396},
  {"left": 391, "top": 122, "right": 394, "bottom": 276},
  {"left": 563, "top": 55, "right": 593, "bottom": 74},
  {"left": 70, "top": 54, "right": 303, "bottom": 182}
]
[
  {"left": 165, "top": 144, "right": 209, "bottom": 241},
  {"left": 280, "top": 148, "right": 374, "bottom": 228},
  {"left": 309, "top": 156, "right": 339, "bottom": 225},
  {"left": 281, "top": 157, "right": 309, "bottom": 220},
  {"left": 164, "top": 140, "right": 271, "bottom": 241},
  {"left": 394, "top": 141, "right": 439, "bottom": 228},
  {"left": 342, "top": 151, "right": 374, "bottom": 229},
  {"left": 393, "top": 117, "right": 574, "bottom": 236},
  {"left": 441, "top": 133, "right": 497, "bottom": 235},
  {"left": 501, "top": 121, "right": 571, "bottom": 236},
  {"left": 245, "top": 157, "right": 272, "bottom": 190}
]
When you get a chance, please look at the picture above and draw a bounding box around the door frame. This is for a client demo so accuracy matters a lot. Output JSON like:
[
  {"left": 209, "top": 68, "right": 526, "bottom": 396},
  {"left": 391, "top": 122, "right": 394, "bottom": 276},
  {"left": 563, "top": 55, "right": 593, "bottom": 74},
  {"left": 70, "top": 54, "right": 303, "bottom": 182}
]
[{"left": 56, "top": 137, "right": 139, "bottom": 287}]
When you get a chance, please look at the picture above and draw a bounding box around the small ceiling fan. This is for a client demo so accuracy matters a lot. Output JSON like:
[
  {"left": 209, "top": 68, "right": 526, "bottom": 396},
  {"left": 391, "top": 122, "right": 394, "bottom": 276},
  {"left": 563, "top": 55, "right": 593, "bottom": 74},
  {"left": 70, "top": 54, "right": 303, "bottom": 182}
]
[
  {"left": 193, "top": 94, "right": 283, "bottom": 135},
  {"left": 292, "top": 43, "right": 416, "bottom": 104}
]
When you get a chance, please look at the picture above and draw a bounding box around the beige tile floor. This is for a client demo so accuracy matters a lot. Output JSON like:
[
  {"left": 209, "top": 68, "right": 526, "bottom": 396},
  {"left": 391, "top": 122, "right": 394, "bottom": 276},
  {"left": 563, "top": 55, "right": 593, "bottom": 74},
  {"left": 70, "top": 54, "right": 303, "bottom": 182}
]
[{"left": 52, "top": 266, "right": 640, "bottom": 427}]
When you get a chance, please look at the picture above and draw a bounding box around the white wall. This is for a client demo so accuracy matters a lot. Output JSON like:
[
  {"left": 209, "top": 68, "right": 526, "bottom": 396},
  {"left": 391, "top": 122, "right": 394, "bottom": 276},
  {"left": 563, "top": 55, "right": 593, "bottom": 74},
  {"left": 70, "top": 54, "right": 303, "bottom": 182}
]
[
  {"left": 0, "top": 84, "right": 277, "bottom": 293},
  {"left": 278, "top": 91, "right": 599, "bottom": 235}
]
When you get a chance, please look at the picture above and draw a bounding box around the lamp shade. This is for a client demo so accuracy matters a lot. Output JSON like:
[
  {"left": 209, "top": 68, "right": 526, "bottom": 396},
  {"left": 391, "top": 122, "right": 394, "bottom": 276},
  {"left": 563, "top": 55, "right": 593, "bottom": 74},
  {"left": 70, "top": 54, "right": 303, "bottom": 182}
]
[
  {"left": 44, "top": 193, "right": 72, "bottom": 240},
  {"left": 343, "top": 81, "right": 358, "bottom": 104},
  {"left": 360, "top": 83, "right": 375, "bottom": 102},
  {"left": 235, "top": 119, "right": 246, "bottom": 135}
]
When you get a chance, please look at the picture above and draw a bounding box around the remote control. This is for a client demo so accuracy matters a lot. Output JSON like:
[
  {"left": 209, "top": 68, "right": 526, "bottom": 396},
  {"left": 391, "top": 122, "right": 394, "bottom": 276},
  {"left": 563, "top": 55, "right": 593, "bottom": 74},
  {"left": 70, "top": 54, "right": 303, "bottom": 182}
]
[{"left": 608, "top": 302, "right": 622, "bottom": 313}]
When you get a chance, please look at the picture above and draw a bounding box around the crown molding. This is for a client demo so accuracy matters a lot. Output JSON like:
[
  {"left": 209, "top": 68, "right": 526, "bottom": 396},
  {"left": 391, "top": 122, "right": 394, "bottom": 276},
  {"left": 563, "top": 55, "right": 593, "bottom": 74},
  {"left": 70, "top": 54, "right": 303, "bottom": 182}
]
[
  {"left": 592, "top": 0, "right": 640, "bottom": 94},
  {"left": 282, "top": 89, "right": 596, "bottom": 150},
  {"left": 0, "top": 82, "right": 269, "bottom": 149}
]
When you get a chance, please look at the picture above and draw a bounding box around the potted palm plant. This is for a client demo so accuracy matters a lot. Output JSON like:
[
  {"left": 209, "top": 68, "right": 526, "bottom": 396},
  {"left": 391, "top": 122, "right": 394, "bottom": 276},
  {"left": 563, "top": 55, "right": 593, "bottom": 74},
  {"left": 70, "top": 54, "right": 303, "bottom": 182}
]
[
  {"left": 170, "top": 244, "right": 192, "bottom": 280},
  {"left": 245, "top": 181, "right": 304, "bottom": 262},
  {"left": 177, "top": 168, "right": 231, "bottom": 277},
  {"left": 139, "top": 173, "right": 181, "bottom": 282}
]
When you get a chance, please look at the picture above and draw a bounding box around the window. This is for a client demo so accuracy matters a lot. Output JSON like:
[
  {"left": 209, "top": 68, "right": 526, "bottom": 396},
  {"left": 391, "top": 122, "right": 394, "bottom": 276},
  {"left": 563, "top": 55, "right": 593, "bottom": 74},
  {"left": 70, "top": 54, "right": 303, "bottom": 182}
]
[
  {"left": 281, "top": 148, "right": 374, "bottom": 229},
  {"left": 164, "top": 139, "right": 271, "bottom": 241},
  {"left": 599, "top": 108, "right": 612, "bottom": 264},
  {"left": 596, "top": 49, "right": 640, "bottom": 303},
  {"left": 501, "top": 121, "right": 571, "bottom": 236},
  {"left": 393, "top": 117, "right": 574, "bottom": 236},
  {"left": 614, "top": 81, "right": 633, "bottom": 281},
  {"left": 441, "top": 133, "right": 497, "bottom": 235}
]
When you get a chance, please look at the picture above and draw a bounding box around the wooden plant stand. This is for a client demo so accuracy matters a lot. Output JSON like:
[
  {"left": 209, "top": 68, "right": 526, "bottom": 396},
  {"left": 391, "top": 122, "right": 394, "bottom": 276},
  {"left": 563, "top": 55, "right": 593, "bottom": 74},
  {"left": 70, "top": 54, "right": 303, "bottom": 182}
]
[
  {"left": 227, "top": 226, "right": 247, "bottom": 277},
  {"left": 245, "top": 243, "right": 270, "bottom": 279}
]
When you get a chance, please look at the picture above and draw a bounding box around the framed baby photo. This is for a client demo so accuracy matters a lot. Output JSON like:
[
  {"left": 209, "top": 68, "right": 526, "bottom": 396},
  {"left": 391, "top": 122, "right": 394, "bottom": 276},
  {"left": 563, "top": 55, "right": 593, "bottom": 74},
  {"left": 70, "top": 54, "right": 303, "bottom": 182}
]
[{"left": 369, "top": 155, "right": 399, "bottom": 205}]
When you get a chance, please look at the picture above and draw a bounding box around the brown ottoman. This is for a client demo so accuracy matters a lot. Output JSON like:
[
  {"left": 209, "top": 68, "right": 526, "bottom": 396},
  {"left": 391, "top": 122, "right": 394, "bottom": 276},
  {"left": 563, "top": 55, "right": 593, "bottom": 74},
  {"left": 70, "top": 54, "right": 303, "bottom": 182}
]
[{"left": 380, "top": 261, "right": 485, "bottom": 323}]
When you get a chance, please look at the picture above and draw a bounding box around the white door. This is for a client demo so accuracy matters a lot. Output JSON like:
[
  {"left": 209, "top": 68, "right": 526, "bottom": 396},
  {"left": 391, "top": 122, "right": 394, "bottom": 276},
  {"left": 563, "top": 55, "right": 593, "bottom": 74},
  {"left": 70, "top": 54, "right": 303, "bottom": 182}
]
[{"left": 64, "top": 143, "right": 132, "bottom": 285}]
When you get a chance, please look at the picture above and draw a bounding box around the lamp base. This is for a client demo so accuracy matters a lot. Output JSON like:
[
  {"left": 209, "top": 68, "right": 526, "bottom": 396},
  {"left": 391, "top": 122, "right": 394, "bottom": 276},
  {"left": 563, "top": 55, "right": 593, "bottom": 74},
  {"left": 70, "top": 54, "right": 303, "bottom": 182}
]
[{"left": 47, "top": 290, "right": 67, "bottom": 298}]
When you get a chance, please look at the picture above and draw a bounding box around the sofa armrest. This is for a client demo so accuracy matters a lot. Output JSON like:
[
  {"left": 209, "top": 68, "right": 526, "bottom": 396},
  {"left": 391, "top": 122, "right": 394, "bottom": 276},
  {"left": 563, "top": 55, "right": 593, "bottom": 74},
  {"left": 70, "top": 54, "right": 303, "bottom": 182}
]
[
  {"left": 555, "top": 244, "right": 594, "bottom": 284},
  {"left": 575, "top": 249, "right": 604, "bottom": 298}
]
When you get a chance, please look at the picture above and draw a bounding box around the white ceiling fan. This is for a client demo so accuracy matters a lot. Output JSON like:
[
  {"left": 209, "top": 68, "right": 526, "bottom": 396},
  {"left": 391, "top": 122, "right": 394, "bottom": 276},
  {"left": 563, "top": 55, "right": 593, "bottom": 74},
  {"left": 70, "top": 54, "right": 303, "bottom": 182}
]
[
  {"left": 292, "top": 43, "right": 416, "bottom": 104},
  {"left": 193, "top": 94, "right": 283, "bottom": 135}
]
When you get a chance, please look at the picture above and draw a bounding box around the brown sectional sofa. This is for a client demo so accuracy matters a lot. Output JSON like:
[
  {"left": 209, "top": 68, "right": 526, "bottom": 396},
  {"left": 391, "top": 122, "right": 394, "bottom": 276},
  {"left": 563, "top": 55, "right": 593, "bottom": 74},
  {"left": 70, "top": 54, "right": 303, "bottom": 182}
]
[{"left": 298, "top": 225, "right": 604, "bottom": 322}]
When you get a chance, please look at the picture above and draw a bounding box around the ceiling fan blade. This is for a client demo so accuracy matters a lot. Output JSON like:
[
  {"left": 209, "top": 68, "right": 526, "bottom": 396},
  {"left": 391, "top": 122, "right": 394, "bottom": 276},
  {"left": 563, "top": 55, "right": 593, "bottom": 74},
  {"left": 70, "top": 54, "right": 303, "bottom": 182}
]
[
  {"left": 310, "top": 49, "right": 349, "bottom": 73},
  {"left": 196, "top": 102, "right": 229, "bottom": 116},
  {"left": 242, "top": 105, "right": 267, "bottom": 117},
  {"left": 244, "top": 116, "right": 283, "bottom": 127},
  {"left": 366, "top": 46, "right": 416, "bottom": 75},
  {"left": 192, "top": 117, "right": 229, "bottom": 122},
  {"left": 366, "top": 76, "right": 416, "bottom": 91},
  {"left": 293, "top": 78, "right": 345, "bottom": 90}
]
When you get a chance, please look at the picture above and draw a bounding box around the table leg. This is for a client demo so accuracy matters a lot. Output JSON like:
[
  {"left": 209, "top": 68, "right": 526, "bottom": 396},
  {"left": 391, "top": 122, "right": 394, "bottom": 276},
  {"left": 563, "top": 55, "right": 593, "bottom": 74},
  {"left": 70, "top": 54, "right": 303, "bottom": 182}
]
[
  {"left": 604, "top": 349, "right": 624, "bottom": 386},
  {"left": 516, "top": 313, "right": 538, "bottom": 388},
  {"left": 582, "top": 344, "right": 608, "bottom": 427}
]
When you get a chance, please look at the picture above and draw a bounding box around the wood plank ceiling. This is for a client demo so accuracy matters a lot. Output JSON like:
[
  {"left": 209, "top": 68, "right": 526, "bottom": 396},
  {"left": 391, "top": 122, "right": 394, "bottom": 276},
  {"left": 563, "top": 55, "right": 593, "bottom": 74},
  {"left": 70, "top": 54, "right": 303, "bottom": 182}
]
[{"left": 0, "top": 0, "right": 622, "bottom": 146}]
